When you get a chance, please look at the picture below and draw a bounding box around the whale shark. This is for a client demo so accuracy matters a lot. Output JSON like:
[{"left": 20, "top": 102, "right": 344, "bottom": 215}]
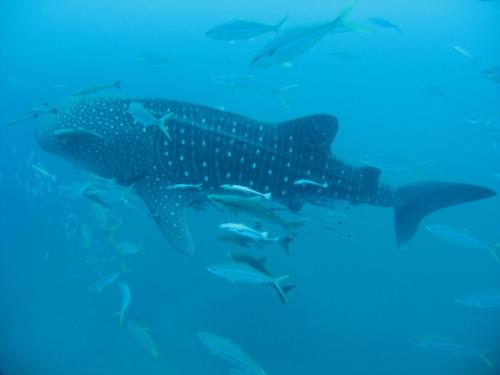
[{"left": 35, "top": 96, "right": 495, "bottom": 254}]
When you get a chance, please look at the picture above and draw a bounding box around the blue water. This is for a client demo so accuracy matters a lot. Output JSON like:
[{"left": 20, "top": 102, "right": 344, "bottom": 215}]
[{"left": 1, "top": 0, "right": 499, "bottom": 374}]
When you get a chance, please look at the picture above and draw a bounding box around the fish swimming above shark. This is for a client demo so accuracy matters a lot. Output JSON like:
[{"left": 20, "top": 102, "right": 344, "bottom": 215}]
[{"left": 35, "top": 95, "right": 495, "bottom": 255}]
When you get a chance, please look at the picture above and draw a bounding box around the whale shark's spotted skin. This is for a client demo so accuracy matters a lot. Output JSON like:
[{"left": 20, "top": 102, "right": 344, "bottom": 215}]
[{"left": 36, "top": 96, "right": 495, "bottom": 254}]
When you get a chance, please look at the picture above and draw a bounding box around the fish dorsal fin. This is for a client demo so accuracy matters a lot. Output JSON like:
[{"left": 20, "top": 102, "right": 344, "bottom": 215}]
[
  {"left": 135, "top": 179, "right": 201, "bottom": 254},
  {"left": 278, "top": 114, "right": 338, "bottom": 156}
]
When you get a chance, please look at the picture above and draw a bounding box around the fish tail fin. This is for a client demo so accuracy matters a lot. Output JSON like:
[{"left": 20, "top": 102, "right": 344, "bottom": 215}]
[
  {"left": 490, "top": 245, "right": 500, "bottom": 263},
  {"left": 335, "top": 0, "right": 358, "bottom": 23},
  {"left": 342, "top": 21, "right": 374, "bottom": 34},
  {"left": 106, "top": 223, "right": 122, "bottom": 237},
  {"left": 159, "top": 113, "right": 173, "bottom": 141},
  {"left": 284, "top": 221, "right": 303, "bottom": 235},
  {"left": 113, "top": 311, "right": 124, "bottom": 328},
  {"left": 279, "top": 235, "right": 296, "bottom": 255},
  {"left": 479, "top": 348, "right": 499, "bottom": 367},
  {"left": 273, "top": 15, "right": 288, "bottom": 31},
  {"left": 277, "top": 84, "right": 300, "bottom": 110},
  {"left": 414, "top": 160, "right": 436, "bottom": 179},
  {"left": 394, "top": 181, "right": 495, "bottom": 247},
  {"left": 263, "top": 192, "right": 272, "bottom": 200},
  {"left": 333, "top": 0, "right": 373, "bottom": 35},
  {"left": 278, "top": 94, "right": 291, "bottom": 110},
  {"left": 273, "top": 275, "right": 291, "bottom": 303}
]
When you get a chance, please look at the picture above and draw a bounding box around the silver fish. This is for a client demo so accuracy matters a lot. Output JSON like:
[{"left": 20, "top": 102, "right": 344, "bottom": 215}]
[
  {"left": 206, "top": 17, "right": 287, "bottom": 41},
  {"left": 112, "top": 240, "right": 142, "bottom": 256},
  {"left": 73, "top": 80, "right": 120, "bottom": 96},
  {"left": 409, "top": 336, "right": 498, "bottom": 367},
  {"left": 451, "top": 45, "right": 475, "bottom": 60},
  {"left": 114, "top": 282, "right": 131, "bottom": 328},
  {"left": 165, "top": 183, "right": 203, "bottom": 190},
  {"left": 359, "top": 155, "right": 430, "bottom": 177},
  {"left": 208, "top": 194, "right": 302, "bottom": 233},
  {"left": 31, "top": 163, "right": 57, "bottom": 182},
  {"left": 53, "top": 127, "right": 107, "bottom": 142},
  {"left": 455, "top": 291, "right": 500, "bottom": 308},
  {"left": 127, "top": 320, "right": 159, "bottom": 359},
  {"left": 368, "top": 17, "right": 401, "bottom": 34},
  {"left": 482, "top": 65, "right": 500, "bottom": 84},
  {"left": 219, "top": 222, "right": 293, "bottom": 254},
  {"left": 198, "top": 331, "right": 268, "bottom": 375},
  {"left": 4, "top": 113, "right": 39, "bottom": 126},
  {"left": 415, "top": 81, "right": 452, "bottom": 105},
  {"left": 212, "top": 75, "right": 299, "bottom": 109},
  {"left": 220, "top": 184, "right": 271, "bottom": 200},
  {"left": 293, "top": 179, "right": 328, "bottom": 189},
  {"left": 426, "top": 224, "right": 499, "bottom": 261},
  {"left": 86, "top": 271, "right": 121, "bottom": 293},
  {"left": 128, "top": 102, "right": 172, "bottom": 141},
  {"left": 251, "top": 0, "right": 359, "bottom": 67},
  {"left": 207, "top": 262, "right": 291, "bottom": 303}
]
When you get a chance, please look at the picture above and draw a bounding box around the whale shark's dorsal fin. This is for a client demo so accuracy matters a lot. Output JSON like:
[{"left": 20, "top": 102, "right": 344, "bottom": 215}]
[
  {"left": 135, "top": 179, "right": 200, "bottom": 254},
  {"left": 278, "top": 114, "right": 338, "bottom": 155}
]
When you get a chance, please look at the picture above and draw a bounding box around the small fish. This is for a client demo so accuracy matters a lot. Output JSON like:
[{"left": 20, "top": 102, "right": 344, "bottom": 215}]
[
  {"left": 208, "top": 194, "right": 302, "bottom": 234},
  {"left": 482, "top": 66, "right": 500, "bottom": 84},
  {"left": 293, "top": 179, "right": 328, "bottom": 189},
  {"left": 86, "top": 271, "right": 121, "bottom": 293},
  {"left": 198, "top": 332, "right": 268, "bottom": 375},
  {"left": 212, "top": 75, "right": 299, "bottom": 110},
  {"left": 368, "top": 17, "right": 401, "bottom": 33},
  {"left": 134, "top": 51, "right": 172, "bottom": 66},
  {"left": 451, "top": 45, "right": 475, "bottom": 60},
  {"left": 73, "top": 80, "right": 121, "bottom": 96},
  {"left": 251, "top": 0, "right": 361, "bottom": 67},
  {"left": 206, "top": 16, "right": 287, "bottom": 41},
  {"left": 80, "top": 224, "right": 92, "bottom": 250},
  {"left": 426, "top": 224, "right": 499, "bottom": 261},
  {"left": 84, "top": 179, "right": 135, "bottom": 208},
  {"left": 31, "top": 163, "right": 57, "bottom": 182},
  {"left": 127, "top": 320, "right": 159, "bottom": 359},
  {"left": 91, "top": 202, "right": 121, "bottom": 235},
  {"left": 4, "top": 113, "right": 38, "bottom": 126},
  {"left": 128, "top": 102, "right": 172, "bottom": 141},
  {"left": 455, "top": 291, "right": 500, "bottom": 308},
  {"left": 219, "top": 222, "right": 294, "bottom": 254},
  {"left": 359, "top": 155, "right": 431, "bottom": 177},
  {"left": 220, "top": 184, "right": 271, "bottom": 200},
  {"left": 114, "top": 282, "right": 131, "bottom": 328},
  {"left": 409, "top": 336, "right": 498, "bottom": 367},
  {"left": 27, "top": 102, "right": 58, "bottom": 115},
  {"left": 464, "top": 116, "right": 500, "bottom": 132},
  {"left": 415, "top": 81, "right": 452, "bottom": 105},
  {"left": 53, "top": 127, "right": 107, "bottom": 142},
  {"left": 165, "top": 183, "right": 203, "bottom": 190},
  {"left": 207, "top": 262, "right": 291, "bottom": 303},
  {"left": 112, "top": 240, "right": 142, "bottom": 256}
]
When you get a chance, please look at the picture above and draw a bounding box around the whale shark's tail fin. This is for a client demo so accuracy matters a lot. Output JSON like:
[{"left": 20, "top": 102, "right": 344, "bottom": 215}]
[{"left": 395, "top": 181, "right": 495, "bottom": 247}]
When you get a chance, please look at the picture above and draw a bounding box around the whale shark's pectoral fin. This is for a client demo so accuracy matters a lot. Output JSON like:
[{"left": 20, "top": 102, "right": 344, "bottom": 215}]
[{"left": 136, "top": 181, "right": 200, "bottom": 254}]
